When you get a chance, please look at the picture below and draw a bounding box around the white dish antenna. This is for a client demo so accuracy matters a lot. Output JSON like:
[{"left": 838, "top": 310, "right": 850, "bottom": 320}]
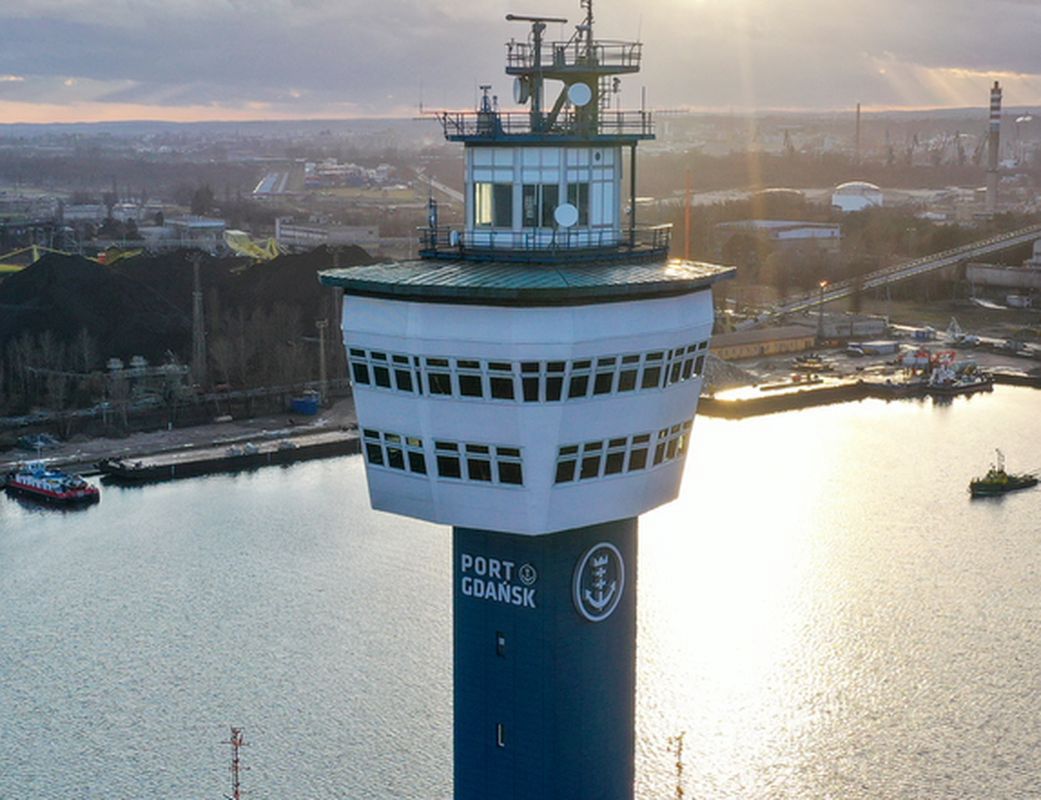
[
  {"left": 554, "top": 202, "right": 579, "bottom": 228},
  {"left": 513, "top": 77, "right": 530, "bottom": 105},
  {"left": 567, "top": 82, "right": 592, "bottom": 107}
]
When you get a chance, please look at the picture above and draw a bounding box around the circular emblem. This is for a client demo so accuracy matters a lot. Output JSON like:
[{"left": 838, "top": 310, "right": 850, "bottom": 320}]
[
  {"left": 518, "top": 562, "right": 538, "bottom": 587},
  {"left": 573, "top": 542, "right": 625, "bottom": 623}
]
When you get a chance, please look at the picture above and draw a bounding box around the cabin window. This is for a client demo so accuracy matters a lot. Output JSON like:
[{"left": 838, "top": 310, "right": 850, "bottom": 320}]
[
  {"left": 475, "top": 182, "right": 512, "bottom": 227},
  {"left": 567, "top": 182, "right": 589, "bottom": 225},
  {"left": 522, "top": 184, "right": 560, "bottom": 227}
]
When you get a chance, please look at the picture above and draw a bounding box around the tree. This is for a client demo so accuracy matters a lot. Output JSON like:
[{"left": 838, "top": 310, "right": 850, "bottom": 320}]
[{"left": 190, "top": 185, "right": 215, "bottom": 216}]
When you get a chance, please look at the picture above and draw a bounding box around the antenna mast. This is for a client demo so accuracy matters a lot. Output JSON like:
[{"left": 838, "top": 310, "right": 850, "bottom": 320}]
[{"left": 223, "top": 727, "right": 247, "bottom": 800}]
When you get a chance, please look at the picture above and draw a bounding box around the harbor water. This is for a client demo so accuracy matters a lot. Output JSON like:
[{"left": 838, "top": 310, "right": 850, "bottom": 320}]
[{"left": 2, "top": 386, "right": 1040, "bottom": 799}]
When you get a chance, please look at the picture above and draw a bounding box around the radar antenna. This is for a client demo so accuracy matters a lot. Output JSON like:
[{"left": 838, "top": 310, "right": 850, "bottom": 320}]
[{"left": 506, "top": 12, "right": 568, "bottom": 127}]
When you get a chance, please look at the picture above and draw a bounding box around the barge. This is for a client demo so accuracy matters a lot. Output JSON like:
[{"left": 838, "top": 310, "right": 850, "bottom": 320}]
[{"left": 97, "top": 429, "right": 359, "bottom": 483}]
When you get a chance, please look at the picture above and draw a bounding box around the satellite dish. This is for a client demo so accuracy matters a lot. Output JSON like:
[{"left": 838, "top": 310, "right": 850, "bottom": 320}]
[
  {"left": 567, "top": 82, "right": 592, "bottom": 107},
  {"left": 513, "top": 77, "right": 530, "bottom": 105},
  {"left": 554, "top": 203, "right": 579, "bottom": 228}
]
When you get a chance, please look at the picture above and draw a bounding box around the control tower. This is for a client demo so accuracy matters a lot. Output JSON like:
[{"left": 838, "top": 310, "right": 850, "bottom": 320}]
[{"left": 320, "top": 3, "right": 733, "bottom": 797}]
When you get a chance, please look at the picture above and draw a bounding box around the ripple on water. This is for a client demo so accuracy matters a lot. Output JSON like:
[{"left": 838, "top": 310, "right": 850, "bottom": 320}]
[{"left": 3, "top": 388, "right": 1041, "bottom": 798}]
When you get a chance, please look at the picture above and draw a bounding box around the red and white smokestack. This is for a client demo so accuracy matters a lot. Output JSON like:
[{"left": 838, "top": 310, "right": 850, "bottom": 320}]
[{"left": 987, "top": 80, "right": 1002, "bottom": 214}]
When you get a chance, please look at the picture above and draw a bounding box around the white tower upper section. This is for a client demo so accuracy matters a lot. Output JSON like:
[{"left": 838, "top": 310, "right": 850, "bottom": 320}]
[{"left": 320, "top": 1, "right": 735, "bottom": 536}]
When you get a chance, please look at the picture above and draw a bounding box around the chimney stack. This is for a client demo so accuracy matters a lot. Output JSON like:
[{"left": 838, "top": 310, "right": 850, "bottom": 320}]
[{"left": 987, "top": 81, "right": 1002, "bottom": 214}]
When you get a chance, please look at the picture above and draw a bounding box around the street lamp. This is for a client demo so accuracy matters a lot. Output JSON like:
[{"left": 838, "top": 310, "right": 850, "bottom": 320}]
[{"left": 817, "top": 279, "right": 829, "bottom": 343}]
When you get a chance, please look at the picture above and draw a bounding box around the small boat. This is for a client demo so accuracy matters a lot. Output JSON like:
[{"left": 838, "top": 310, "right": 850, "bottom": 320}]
[
  {"left": 4, "top": 462, "right": 100, "bottom": 504},
  {"left": 969, "top": 450, "right": 1038, "bottom": 497}
]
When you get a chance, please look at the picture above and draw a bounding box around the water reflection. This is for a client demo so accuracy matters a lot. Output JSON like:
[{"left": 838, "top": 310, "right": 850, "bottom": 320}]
[
  {"left": 2, "top": 388, "right": 1039, "bottom": 798},
  {"left": 637, "top": 388, "right": 1041, "bottom": 799}
]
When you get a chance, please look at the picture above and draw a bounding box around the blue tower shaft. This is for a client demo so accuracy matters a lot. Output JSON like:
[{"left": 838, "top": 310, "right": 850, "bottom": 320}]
[{"left": 453, "top": 519, "right": 638, "bottom": 799}]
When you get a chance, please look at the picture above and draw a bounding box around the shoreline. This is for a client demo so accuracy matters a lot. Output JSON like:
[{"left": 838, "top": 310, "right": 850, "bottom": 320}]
[
  {"left": 3, "top": 374, "right": 1040, "bottom": 481},
  {"left": 0, "top": 398, "right": 359, "bottom": 476},
  {"left": 700, "top": 371, "right": 1041, "bottom": 419}
]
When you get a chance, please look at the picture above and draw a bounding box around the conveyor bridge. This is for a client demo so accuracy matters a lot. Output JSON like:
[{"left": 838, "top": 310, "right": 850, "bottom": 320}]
[{"left": 739, "top": 222, "right": 1041, "bottom": 328}]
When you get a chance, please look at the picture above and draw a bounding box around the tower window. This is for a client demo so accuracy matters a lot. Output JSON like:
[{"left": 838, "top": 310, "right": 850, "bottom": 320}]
[
  {"left": 372, "top": 365, "right": 391, "bottom": 388},
  {"left": 457, "top": 359, "right": 484, "bottom": 398},
  {"left": 593, "top": 357, "right": 616, "bottom": 395},
  {"left": 351, "top": 361, "right": 370, "bottom": 385},
  {"left": 498, "top": 461, "right": 523, "bottom": 485},
  {"left": 475, "top": 182, "right": 512, "bottom": 227},
  {"left": 545, "top": 361, "right": 565, "bottom": 401},
  {"left": 522, "top": 184, "right": 560, "bottom": 227},
  {"left": 521, "top": 362, "right": 540, "bottom": 402},
  {"left": 567, "top": 182, "right": 589, "bottom": 225},
  {"left": 489, "top": 363, "right": 515, "bottom": 400}
]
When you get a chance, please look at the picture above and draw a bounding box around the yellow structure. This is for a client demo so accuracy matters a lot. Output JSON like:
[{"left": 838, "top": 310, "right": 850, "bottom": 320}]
[{"left": 223, "top": 229, "right": 280, "bottom": 261}]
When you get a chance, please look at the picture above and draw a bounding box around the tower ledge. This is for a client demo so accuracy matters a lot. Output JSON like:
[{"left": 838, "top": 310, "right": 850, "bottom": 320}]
[{"left": 320, "top": 257, "right": 734, "bottom": 307}]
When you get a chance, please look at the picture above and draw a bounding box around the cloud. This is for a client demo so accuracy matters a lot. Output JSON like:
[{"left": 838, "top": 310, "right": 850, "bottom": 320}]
[{"left": 2, "top": 0, "right": 1041, "bottom": 121}]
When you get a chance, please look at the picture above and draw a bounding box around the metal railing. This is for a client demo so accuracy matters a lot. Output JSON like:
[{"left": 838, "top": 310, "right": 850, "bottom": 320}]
[
  {"left": 506, "top": 39, "right": 642, "bottom": 71},
  {"left": 418, "top": 223, "right": 671, "bottom": 261},
  {"left": 436, "top": 109, "right": 653, "bottom": 139}
]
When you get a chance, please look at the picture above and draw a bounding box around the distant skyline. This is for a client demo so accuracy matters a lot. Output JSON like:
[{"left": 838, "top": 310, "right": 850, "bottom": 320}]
[{"left": 3, "top": 0, "right": 1041, "bottom": 123}]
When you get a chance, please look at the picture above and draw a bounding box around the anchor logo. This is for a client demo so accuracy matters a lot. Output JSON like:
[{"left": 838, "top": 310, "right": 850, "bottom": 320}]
[
  {"left": 518, "top": 562, "right": 538, "bottom": 587},
  {"left": 573, "top": 543, "right": 625, "bottom": 622}
]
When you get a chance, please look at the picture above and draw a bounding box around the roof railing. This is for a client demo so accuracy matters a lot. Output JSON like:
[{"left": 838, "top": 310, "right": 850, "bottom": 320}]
[
  {"left": 505, "top": 39, "right": 642, "bottom": 71},
  {"left": 417, "top": 224, "right": 671, "bottom": 262},
  {"left": 435, "top": 109, "right": 653, "bottom": 140}
]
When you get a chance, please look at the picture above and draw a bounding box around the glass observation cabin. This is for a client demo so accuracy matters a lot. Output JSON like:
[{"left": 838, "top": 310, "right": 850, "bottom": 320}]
[{"left": 420, "top": 2, "right": 669, "bottom": 264}]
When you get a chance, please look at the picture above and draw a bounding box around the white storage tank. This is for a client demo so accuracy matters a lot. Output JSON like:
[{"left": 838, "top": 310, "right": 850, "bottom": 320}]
[{"left": 832, "top": 181, "right": 883, "bottom": 213}]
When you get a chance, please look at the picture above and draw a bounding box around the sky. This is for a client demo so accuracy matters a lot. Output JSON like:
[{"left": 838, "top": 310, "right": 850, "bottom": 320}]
[{"left": 2, "top": 0, "right": 1041, "bottom": 123}]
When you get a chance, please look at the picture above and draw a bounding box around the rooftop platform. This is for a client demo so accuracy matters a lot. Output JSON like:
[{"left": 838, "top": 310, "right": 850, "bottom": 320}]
[
  {"left": 319, "top": 257, "right": 734, "bottom": 307},
  {"left": 505, "top": 39, "right": 642, "bottom": 75}
]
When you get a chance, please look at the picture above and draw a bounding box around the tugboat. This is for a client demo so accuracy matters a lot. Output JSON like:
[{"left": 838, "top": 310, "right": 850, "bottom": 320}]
[
  {"left": 4, "top": 462, "right": 100, "bottom": 504},
  {"left": 926, "top": 363, "right": 993, "bottom": 397},
  {"left": 969, "top": 450, "right": 1038, "bottom": 497}
]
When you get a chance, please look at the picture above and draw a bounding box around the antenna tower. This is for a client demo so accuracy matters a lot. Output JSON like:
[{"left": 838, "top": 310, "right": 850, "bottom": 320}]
[{"left": 223, "top": 727, "right": 247, "bottom": 800}]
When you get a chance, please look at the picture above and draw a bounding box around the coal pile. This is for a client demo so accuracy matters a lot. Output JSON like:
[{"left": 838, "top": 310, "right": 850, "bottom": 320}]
[
  {"left": 0, "top": 245, "right": 376, "bottom": 365},
  {"left": 0, "top": 254, "right": 192, "bottom": 360}
]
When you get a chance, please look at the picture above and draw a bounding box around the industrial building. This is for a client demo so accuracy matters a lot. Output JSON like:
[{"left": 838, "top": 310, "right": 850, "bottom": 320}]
[
  {"left": 966, "top": 238, "right": 1041, "bottom": 297},
  {"left": 711, "top": 325, "right": 816, "bottom": 360},
  {"left": 274, "top": 218, "right": 379, "bottom": 253},
  {"left": 715, "top": 219, "right": 842, "bottom": 257}
]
